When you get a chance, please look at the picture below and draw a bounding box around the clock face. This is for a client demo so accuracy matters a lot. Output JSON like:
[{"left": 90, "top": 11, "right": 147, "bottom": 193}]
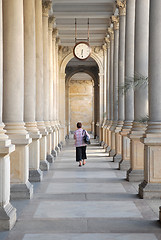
[{"left": 73, "top": 42, "right": 91, "bottom": 60}]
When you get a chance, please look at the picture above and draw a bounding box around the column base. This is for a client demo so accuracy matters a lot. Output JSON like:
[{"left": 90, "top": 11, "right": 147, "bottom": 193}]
[
  {"left": 139, "top": 180, "right": 161, "bottom": 199},
  {"left": 103, "top": 143, "right": 107, "bottom": 149},
  {"left": 106, "top": 145, "right": 111, "bottom": 153},
  {"left": 51, "top": 149, "right": 57, "bottom": 158},
  {"left": 10, "top": 181, "right": 33, "bottom": 200},
  {"left": 127, "top": 169, "right": 144, "bottom": 182},
  {"left": 0, "top": 203, "right": 17, "bottom": 231},
  {"left": 58, "top": 143, "right": 62, "bottom": 150},
  {"left": 29, "top": 169, "right": 43, "bottom": 182},
  {"left": 55, "top": 146, "right": 60, "bottom": 153},
  {"left": 46, "top": 154, "right": 54, "bottom": 163},
  {"left": 40, "top": 160, "right": 49, "bottom": 171},
  {"left": 119, "top": 159, "right": 130, "bottom": 171},
  {"left": 109, "top": 149, "right": 116, "bottom": 157},
  {"left": 113, "top": 154, "right": 122, "bottom": 163}
]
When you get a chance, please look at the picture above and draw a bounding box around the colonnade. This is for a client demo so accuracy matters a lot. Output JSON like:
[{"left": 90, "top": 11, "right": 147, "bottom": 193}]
[
  {"left": 0, "top": 0, "right": 61, "bottom": 230},
  {"left": 102, "top": 0, "right": 161, "bottom": 208}
]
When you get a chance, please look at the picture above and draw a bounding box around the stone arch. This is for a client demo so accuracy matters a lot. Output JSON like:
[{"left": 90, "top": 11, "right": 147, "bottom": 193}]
[
  {"left": 66, "top": 69, "right": 97, "bottom": 86},
  {"left": 60, "top": 51, "right": 103, "bottom": 75}
]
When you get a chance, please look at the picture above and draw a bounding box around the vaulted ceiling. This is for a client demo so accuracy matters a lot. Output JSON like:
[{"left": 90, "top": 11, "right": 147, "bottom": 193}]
[{"left": 52, "top": 0, "right": 116, "bottom": 46}]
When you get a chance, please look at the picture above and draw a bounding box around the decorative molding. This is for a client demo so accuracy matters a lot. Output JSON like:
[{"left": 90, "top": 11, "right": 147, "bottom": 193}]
[
  {"left": 102, "top": 43, "right": 107, "bottom": 51},
  {"left": 111, "top": 15, "right": 119, "bottom": 30},
  {"left": 107, "top": 27, "right": 114, "bottom": 41},
  {"left": 52, "top": 28, "right": 58, "bottom": 38},
  {"left": 116, "top": 0, "right": 126, "bottom": 16},
  {"left": 94, "top": 46, "right": 101, "bottom": 54},
  {"left": 42, "top": 0, "right": 52, "bottom": 17},
  {"left": 48, "top": 16, "right": 55, "bottom": 30},
  {"left": 104, "top": 37, "right": 110, "bottom": 48}
]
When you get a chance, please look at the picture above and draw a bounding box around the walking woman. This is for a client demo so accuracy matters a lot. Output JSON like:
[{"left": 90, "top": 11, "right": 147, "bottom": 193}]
[{"left": 74, "top": 122, "right": 90, "bottom": 167}]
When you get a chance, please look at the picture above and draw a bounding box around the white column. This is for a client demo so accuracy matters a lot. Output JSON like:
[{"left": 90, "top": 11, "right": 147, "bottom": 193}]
[
  {"left": 99, "top": 72, "right": 104, "bottom": 143},
  {"left": 51, "top": 28, "right": 58, "bottom": 156},
  {"left": 105, "top": 38, "right": 110, "bottom": 147},
  {"left": 139, "top": 0, "right": 161, "bottom": 200},
  {"left": 102, "top": 43, "right": 107, "bottom": 145},
  {"left": 119, "top": 0, "right": 135, "bottom": 171},
  {"left": 3, "top": 0, "right": 33, "bottom": 199},
  {"left": 114, "top": 1, "right": 126, "bottom": 163},
  {"left": 109, "top": 16, "right": 119, "bottom": 158},
  {"left": 24, "top": 0, "right": 42, "bottom": 182},
  {"left": 35, "top": 0, "right": 49, "bottom": 171},
  {"left": 128, "top": 0, "right": 149, "bottom": 182},
  {"left": 42, "top": 2, "right": 53, "bottom": 161},
  {"left": 106, "top": 27, "right": 114, "bottom": 152},
  {"left": 59, "top": 72, "right": 66, "bottom": 144},
  {"left": 55, "top": 37, "right": 61, "bottom": 151},
  {"left": 46, "top": 15, "right": 54, "bottom": 163},
  {"left": 0, "top": 0, "right": 16, "bottom": 230}
]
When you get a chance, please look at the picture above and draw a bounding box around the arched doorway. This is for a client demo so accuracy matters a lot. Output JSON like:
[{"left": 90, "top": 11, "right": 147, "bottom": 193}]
[
  {"left": 65, "top": 57, "right": 99, "bottom": 137},
  {"left": 68, "top": 72, "right": 94, "bottom": 133}
]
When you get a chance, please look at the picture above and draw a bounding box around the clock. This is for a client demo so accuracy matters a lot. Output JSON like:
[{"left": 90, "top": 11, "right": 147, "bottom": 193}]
[{"left": 73, "top": 42, "right": 91, "bottom": 60}]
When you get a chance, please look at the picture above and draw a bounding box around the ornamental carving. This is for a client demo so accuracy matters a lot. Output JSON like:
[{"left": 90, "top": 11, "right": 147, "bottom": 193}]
[
  {"left": 94, "top": 46, "right": 101, "bottom": 54},
  {"left": 48, "top": 16, "right": 55, "bottom": 29},
  {"left": 42, "top": 0, "right": 52, "bottom": 17},
  {"left": 111, "top": 16, "right": 119, "bottom": 30},
  {"left": 116, "top": 0, "right": 126, "bottom": 16},
  {"left": 107, "top": 27, "right": 114, "bottom": 40},
  {"left": 52, "top": 28, "right": 58, "bottom": 38}
]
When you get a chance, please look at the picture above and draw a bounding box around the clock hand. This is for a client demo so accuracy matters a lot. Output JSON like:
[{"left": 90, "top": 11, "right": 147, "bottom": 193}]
[{"left": 81, "top": 49, "right": 83, "bottom": 57}]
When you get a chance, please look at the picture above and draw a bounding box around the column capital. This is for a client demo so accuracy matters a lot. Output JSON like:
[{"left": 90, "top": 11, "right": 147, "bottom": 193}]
[
  {"left": 116, "top": 0, "right": 126, "bottom": 16},
  {"left": 102, "top": 43, "right": 107, "bottom": 51},
  {"left": 107, "top": 27, "right": 114, "bottom": 40},
  {"left": 111, "top": 16, "right": 119, "bottom": 30},
  {"left": 52, "top": 28, "right": 58, "bottom": 39},
  {"left": 48, "top": 16, "right": 55, "bottom": 30},
  {"left": 56, "top": 37, "right": 61, "bottom": 45},
  {"left": 42, "top": 0, "right": 52, "bottom": 17},
  {"left": 105, "top": 37, "right": 110, "bottom": 48}
]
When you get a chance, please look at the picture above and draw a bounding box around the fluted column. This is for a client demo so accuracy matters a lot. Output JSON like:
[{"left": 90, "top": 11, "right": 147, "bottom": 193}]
[
  {"left": 55, "top": 37, "right": 61, "bottom": 151},
  {"left": 109, "top": 16, "right": 119, "bottom": 158},
  {"left": 102, "top": 43, "right": 107, "bottom": 145},
  {"left": 119, "top": 0, "right": 135, "bottom": 171},
  {"left": 139, "top": 0, "right": 161, "bottom": 200},
  {"left": 0, "top": 0, "right": 16, "bottom": 230},
  {"left": 46, "top": 15, "right": 54, "bottom": 163},
  {"left": 127, "top": 0, "right": 149, "bottom": 182},
  {"left": 24, "top": 0, "right": 43, "bottom": 182},
  {"left": 3, "top": 0, "right": 33, "bottom": 199},
  {"left": 35, "top": 0, "right": 49, "bottom": 171},
  {"left": 104, "top": 37, "right": 110, "bottom": 147},
  {"left": 114, "top": 0, "right": 126, "bottom": 163},
  {"left": 42, "top": 0, "right": 54, "bottom": 164},
  {"left": 99, "top": 72, "right": 104, "bottom": 143},
  {"left": 51, "top": 28, "right": 58, "bottom": 156},
  {"left": 106, "top": 27, "right": 114, "bottom": 152}
]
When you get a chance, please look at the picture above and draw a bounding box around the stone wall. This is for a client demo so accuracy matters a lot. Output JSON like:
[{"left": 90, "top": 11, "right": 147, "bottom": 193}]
[{"left": 69, "top": 80, "right": 93, "bottom": 132}]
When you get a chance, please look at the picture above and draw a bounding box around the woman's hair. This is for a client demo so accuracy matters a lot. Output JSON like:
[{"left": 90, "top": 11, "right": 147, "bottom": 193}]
[{"left": 77, "top": 122, "right": 82, "bottom": 128}]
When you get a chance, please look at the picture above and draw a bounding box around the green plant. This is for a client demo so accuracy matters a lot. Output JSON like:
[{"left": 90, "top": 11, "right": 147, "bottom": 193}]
[{"left": 118, "top": 72, "right": 148, "bottom": 95}]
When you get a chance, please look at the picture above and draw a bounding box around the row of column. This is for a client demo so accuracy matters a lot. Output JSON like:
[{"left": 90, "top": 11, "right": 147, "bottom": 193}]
[
  {"left": 102, "top": 0, "right": 161, "bottom": 206},
  {"left": 0, "top": 0, "right": 61, "bottom": 230}
]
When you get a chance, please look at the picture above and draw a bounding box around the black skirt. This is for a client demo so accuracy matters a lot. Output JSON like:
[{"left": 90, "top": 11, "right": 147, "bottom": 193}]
[{"left": 76, "top": 146, "right": 87, "bottom": 162}]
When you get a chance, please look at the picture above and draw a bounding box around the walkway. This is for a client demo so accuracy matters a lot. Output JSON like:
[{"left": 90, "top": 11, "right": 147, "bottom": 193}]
[{"left": 1, "top": 137, "right": 161, "bottom": 240}]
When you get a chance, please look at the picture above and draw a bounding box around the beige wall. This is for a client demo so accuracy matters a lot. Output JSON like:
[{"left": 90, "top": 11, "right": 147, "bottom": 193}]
[{"left": 69, "top": 79, "right": 93, "bottom": 132}]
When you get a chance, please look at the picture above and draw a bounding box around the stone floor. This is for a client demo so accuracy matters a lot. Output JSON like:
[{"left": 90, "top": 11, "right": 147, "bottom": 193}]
[{"left": 1, "top": 137, "right": 161, "bottom": 240}]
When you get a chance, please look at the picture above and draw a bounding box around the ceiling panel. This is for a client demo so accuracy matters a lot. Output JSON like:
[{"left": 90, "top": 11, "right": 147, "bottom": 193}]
[{"left": 52, "top": 0, "right": 116, "bottom": 46}]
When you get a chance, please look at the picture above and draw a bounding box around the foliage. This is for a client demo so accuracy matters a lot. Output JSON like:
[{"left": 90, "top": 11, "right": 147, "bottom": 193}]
[{"left": 119, "top": 72, "right": 148, "bottom": 95}]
